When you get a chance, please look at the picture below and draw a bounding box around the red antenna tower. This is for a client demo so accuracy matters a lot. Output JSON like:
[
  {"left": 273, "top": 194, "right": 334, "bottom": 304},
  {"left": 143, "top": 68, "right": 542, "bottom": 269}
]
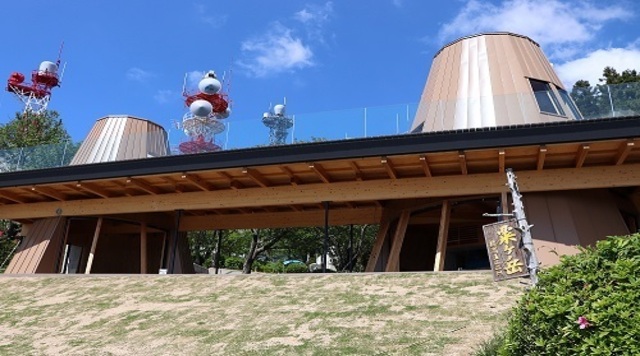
[{"left": 5, "top": 42, "right": 65, "bottom": 115}]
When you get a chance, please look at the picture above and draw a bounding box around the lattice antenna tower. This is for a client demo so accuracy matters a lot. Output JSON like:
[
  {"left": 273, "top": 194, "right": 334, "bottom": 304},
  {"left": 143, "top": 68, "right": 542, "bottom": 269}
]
[
  {"left": 5, "top": 42, "right": 65, "bottom": 115},
  {"left": 262, "top": 97, "right": 293, "bottom": 145}
]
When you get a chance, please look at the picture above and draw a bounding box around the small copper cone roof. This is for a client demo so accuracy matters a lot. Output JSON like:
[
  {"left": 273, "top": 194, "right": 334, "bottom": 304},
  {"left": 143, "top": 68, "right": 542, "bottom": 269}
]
[{"left": 70, "top": 116, "right": 169, "bottom": 165}]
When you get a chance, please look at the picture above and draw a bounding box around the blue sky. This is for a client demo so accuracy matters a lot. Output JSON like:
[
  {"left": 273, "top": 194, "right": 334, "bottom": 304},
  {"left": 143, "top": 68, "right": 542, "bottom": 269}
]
[{"left": 0, "top": 0, "right": 638, "bottom": 148}]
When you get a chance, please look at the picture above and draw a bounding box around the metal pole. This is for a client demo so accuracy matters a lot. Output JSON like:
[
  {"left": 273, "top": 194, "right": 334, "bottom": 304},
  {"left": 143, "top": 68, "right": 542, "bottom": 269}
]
[
  {"left": 322, "top": 201, "right": 330, "bottom": 273},
  {"left": 348, "top": 224, "right": 354, "bottom": 272},
  {"left": 506, "top": 168, "right": 539, "bottom": 284},
  {"left": 214, "top": 230, "right": 223, "bottom": 274},
  {"left": 607, "top": 85, "right": 615, "bottom": 117},
  {"left": 364, "top": 108, "right": 367, "bottom": 138}
]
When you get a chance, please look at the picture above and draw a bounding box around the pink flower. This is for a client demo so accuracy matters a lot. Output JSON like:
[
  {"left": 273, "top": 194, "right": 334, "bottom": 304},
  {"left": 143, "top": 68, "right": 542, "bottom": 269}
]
[{"left": 577, "top": 316, "right": 591, "bottom": 329}]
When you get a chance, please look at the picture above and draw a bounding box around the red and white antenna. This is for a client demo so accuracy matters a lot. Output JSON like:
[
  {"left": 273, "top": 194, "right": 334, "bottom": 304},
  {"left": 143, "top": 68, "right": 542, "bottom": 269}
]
[
  {"left": 5, "top": 42, "right": 65, "bottom": 115},
  {"left": 175, "top": 70, "right": 232, "bottom": 154}
]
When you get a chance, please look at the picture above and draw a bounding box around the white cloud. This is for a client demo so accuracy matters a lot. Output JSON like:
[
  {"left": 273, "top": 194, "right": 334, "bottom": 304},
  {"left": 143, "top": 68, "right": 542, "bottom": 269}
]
[
  {"left": 126, "top": 67, "right": 154, "bottom": 82},
  {"left": 194, "top": 3, "right": 228, "bottom": 28},
  {"left": 555, "top": 46, "right": 640, "bottom": 87},
  {"left": 438, "top": 0, "right": 632, "bottom": 60},
  {"left": 293, "top": 2, "right": 334, "bottom": 43},
  {"left": 154, "top": 89, "right": 175, "bottom": 104},
  {"left": 238, "top": 23, "right": 314, "bottom": 77},
  {"left": 186, "top": 70, "right": 205, "bottom": 88}
]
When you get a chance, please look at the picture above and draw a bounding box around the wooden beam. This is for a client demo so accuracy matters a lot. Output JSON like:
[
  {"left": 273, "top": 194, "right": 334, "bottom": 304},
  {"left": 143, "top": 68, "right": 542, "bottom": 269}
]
[
  {"left": 419, "top": 155, "right": 432, "bottom": 177},
  {"left": 433, "top": 200, "right": 451, "bottom": 271},
  {"left": 498, "top": 150, "right": 506, "bottom": 173},
  {"left": 350, "top": 161, "right": 363, "bottom": 181},
  {"left": 181, "top": 173, "right": 211, "bottom": 191},
  {"left": 385, "top": 210, "right": 411, "bottom": 272},
  {"left": 3, "top": 164, "right": 640, "bottom": 220},
  {"left": 77, "top": 182, "right": 112, "bottom": 199},
  {"left": 29, "top": 186, "right": 66, "bottom": 201},
  {"left": 242, "top": 168, "right": 270, "bottom": 188},
  {"left": 0, "top": 190, "right": 27, "bottom": 204},
  {"left": 181, "top": 207, "right": 382, "bottom": 230},
  {"left": 127, "top": 178, "right": 162, "bottom": 195},
  {"left": 140, "top": 222, "right": 147, "bottom": 274},
  {"left": 537, "top": 146, "right": 547, "bottom": 171},
  {"left": 365, "top": 214, "right": 391, "bottom": 272},
  {"left": 381, "top": 157, "right": 397, "bottom": 179},
  {"left": 309, "top": 163, "right": 331, "bottom": 183},
  {"left": 615, "top": 140, "right": 635, "bottom": 165},
  {"left": 458, "top": 151, "right": 468, "bottom": 175},
  {"left": 576, "top": 145, "right": 590, "bottom": 168},
  {"left": 84, "top": 217, "right": 103, "bottom": 274}
]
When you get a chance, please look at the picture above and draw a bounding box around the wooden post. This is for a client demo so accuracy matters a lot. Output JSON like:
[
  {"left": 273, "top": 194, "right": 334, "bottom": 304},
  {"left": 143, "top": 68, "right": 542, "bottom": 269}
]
[
  {"left": 385, "top": 210, "right": 411, "bottom": 272},
  {"left": 140, "top": 222, "right": 147, "bottom": 274},
  {"left": 501, "top": 191, "right": 509, "bottom": 221},
  {"left": 84, "top": 217, "right": 103, "bottom": 274},
  {"left": 365, "top": 214, "right": 391, "bottom": 272},
  {"left": 159, "top": 231, "right": 167, "bottom": 271},
  {"left": 433, "top": 200, "right": 451, "bottom": 271}
]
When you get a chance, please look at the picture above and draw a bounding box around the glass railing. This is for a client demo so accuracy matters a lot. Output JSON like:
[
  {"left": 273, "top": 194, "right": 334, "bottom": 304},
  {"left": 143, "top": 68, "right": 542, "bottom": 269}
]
[
  {"left": 570, "top": 82, "right": 640, "bottom": 120},
  {"left": 1, "top": 81, "right": 639, "bottom": 173}
]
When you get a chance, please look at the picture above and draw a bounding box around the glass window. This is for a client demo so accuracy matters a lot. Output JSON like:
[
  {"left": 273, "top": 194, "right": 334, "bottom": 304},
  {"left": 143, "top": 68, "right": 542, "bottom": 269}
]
[
  {"left": 556, "top": 86, "right": 583, "bottom": 120},
  {"left": 529, "top": 79, "right": 564, "bottom": 116}
]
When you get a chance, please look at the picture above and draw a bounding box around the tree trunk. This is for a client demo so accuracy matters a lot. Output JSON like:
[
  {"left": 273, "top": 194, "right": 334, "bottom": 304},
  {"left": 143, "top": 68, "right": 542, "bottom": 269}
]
[{"left": 243, "top": 230, "right": 259, "bottom": 274}]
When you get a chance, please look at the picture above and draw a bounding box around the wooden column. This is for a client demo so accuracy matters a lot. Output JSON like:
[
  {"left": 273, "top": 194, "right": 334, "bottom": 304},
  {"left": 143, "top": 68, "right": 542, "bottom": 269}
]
[
  {"left": 433, "top": 201, "right": 451, "bottom": 271},
  {"left": 501, "top": 191, "right": 509, "bottom": 219},
  {"left": 365, "top": 213, "right": 391, "bottom": 272},
  {"left": 385, "top": 210, "right": 411, "bottom": 272},
  {"left": 140, "top": 222, "right": 147, "bottom": 274},
  {"left": 159, "top": 231, "right": 167, "bottom": 271},
  {"left": 84, "top": 217, "right": 103, "bottom": 274}
]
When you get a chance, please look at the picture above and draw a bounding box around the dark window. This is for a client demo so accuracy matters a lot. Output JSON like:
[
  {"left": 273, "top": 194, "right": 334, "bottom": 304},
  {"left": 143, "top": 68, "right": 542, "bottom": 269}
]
[
  {"left": 529, "top": 79, "right": 564, "bottom": 116},
  {"left": 411, "top": 122, "right": 424, "bottom": 133},
  {"left": 556, "top": 86, "right": 583, "bottom": 120}
]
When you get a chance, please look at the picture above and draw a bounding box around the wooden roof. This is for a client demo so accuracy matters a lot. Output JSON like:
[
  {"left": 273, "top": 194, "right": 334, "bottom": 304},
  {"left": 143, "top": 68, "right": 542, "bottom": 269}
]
[{"left": 1, "top": 117, "right": 639, "bottom": 229}]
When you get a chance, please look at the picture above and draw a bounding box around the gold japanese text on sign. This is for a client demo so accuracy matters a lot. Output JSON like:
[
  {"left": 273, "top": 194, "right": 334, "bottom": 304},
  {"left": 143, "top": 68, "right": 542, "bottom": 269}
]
[{"left": 482, "top": 219, "right": 529, "bottom": 282}]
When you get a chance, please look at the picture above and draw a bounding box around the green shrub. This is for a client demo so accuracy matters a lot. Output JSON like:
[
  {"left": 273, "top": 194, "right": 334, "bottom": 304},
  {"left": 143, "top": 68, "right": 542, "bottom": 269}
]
[
  {"left": 500, "top": 233, "right": 640, "bottom": 355},
  {"left": 284, "top": 262, "right": 308, "bottom": 273},
  {"left": 258, "top": 261, "right": 284, "bottom": 273},
  {"left": 223, "top": 256, "right": 244, "bottom": 270}
]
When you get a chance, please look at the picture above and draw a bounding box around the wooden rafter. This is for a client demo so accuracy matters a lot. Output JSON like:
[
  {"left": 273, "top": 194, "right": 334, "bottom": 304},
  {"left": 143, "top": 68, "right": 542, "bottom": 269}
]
[
  {"left": 309, "top": 163, "right": 331, "bottom": 183},
  {"left": 350, "top": 161, "right": 363, "bottom": 181},
  {"left": 576, "top": 144, "right": 590, "bottom": 168},
  {"left": 419, "top": 155, "right": 432, "bottom": 177},
  {"left": 29, "top": 186, "right": 66, "bottom": 201},
  {"left": 76, "top": 182, "right": 112, "bottom": 199},
  {"left": 218, "top": 171, "right": 243, "bottom": 190},
  {"left": 458, "top": 151, "right": 468, "bottom": 175},
  {"left": 126, "top": 178, "right": 162, "bottom": 195},
  {"left": 498, "top": 150, "right": 505, "bottom": 173},
  {"left": 537, "top": 146, "right": 547, "bottom": 171},
  {"left": 181, "top": 173, "right": 211, "bottom": 191},
  {"left": 242, "top": 168, "right": 270, "bottom": 188},
  {"left": 0, "top": 190, "right": 27, "bottom": 204},
  {"left": 381, "top": 156, "right": 397, "bottom": 179},
  {"left": 280, "top": 166, "right": 301, "bottom": 185},
  {"left": 615, "top": 140, "right": 635, "bottom": 165}
]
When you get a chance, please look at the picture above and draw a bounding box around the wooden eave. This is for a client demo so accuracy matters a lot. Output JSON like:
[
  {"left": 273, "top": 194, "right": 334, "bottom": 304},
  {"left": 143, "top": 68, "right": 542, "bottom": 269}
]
[{"left": 0, "top": 117, "right": 639, "bottom": 228}]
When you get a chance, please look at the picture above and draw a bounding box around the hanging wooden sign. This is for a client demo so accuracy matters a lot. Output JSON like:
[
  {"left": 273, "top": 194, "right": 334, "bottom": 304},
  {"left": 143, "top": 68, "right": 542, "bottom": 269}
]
[{"left": 482, "top": 219, "right": 529, "bottom": 282}]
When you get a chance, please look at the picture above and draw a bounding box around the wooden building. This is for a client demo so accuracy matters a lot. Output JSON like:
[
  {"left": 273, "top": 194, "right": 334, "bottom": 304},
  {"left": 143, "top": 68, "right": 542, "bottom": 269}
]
[{"left": 1, "top": 33, "right": 639, "bottom": 274}]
